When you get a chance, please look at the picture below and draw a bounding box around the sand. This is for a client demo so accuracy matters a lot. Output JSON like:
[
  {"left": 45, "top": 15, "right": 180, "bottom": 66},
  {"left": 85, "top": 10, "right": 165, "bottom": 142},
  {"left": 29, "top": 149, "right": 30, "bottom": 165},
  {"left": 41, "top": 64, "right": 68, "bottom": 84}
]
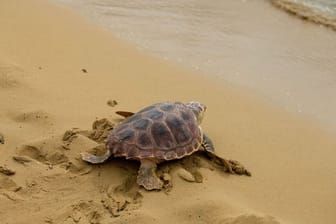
[{"left": 0, "top": 0, "right": 336, "bottom": 223}]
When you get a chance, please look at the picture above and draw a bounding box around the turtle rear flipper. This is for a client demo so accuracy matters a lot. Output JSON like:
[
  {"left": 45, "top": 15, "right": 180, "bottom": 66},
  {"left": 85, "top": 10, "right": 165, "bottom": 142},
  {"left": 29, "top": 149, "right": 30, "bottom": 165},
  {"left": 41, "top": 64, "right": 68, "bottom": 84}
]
[
  {"left": 81, "top": 149, "right": 111, "bottom": 164},
  {"left": 115, "top": 111, "right": 135, "bottom": 118}
]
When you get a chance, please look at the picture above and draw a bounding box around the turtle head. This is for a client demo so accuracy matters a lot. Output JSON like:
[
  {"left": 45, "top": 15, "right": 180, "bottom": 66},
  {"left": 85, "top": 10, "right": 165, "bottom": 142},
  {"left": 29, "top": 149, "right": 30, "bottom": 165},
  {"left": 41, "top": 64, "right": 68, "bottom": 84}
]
[{"left": 186, "top": 101, "right": 207, "bottom": 124}]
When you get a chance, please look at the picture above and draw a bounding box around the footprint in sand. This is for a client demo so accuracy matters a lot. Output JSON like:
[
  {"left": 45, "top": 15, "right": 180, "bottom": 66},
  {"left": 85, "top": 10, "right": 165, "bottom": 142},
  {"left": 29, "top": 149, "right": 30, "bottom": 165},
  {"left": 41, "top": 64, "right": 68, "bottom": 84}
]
[
  {"left": 0, "top": 62, "right": 25, "bottom": 89},
  {"left": 10, "top": 110, "right": 53, "bottom": 127},
  {"left": 0, "top": 162, "right": 22, "bottom": 202},
  {"left": 0, "top": 165, "right": 15, "bottom": 176},
  {"left": 13, "top": 119, "right": 114, "bottom": 173},
  {"left": 0, "top": 175, "right": 23, "bottom": 202},
  {"left": 0, "top": 176, "right": 20, "bottom": 192},
  {"left": 52, "top": 177, "right": 143, "bottom": 224},
  {"left": 102, "top": 175, "right": 143, "bottom": 217},
  {"left": 53, "top": 200, "right": 105, "bottom": 224},
  {"left": 15, "top": 132, "right": 95, "bottom": 174}
]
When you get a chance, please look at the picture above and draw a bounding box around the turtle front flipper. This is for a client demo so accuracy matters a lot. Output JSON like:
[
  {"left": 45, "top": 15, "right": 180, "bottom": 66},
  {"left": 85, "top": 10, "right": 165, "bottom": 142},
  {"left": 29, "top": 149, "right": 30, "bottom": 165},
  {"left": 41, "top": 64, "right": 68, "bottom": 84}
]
[
  {"left": 81, "top": 149, "right": 111, "bottom": 164},
  {"left": 201, "top": 133, "right": 215, "bottom": 153},
  {"left": 137, "top": 159, "right": 162, "bottom": 191}
]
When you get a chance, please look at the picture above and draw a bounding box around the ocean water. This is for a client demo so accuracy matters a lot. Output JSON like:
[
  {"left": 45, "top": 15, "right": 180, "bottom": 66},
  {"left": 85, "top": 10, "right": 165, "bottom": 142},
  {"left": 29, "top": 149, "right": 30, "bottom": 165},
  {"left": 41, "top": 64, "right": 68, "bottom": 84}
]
[
  {"left": 288, "top": 0, "right": 336, "bottom": 16},
  {"left": 54, "top": 0, "right": 336, "bottom": 131}
]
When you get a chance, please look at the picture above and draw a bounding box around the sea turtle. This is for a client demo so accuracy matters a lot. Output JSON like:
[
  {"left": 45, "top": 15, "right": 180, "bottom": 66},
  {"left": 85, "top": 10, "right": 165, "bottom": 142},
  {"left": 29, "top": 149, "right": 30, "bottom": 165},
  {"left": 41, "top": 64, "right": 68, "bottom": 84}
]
[{"left": 81, "top": 101, "right": 244, "bottom": 190}]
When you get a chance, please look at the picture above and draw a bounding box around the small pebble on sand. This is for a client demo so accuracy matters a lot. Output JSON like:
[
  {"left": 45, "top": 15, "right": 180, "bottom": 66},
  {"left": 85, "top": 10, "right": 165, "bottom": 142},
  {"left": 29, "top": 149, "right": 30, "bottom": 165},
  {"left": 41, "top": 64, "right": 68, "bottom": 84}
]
[
  {"left": 0, "top": 132, "right": 4, "bottom": 144},
  {"left": 107, "top": 99, "right": 118, "bottom": 107}
]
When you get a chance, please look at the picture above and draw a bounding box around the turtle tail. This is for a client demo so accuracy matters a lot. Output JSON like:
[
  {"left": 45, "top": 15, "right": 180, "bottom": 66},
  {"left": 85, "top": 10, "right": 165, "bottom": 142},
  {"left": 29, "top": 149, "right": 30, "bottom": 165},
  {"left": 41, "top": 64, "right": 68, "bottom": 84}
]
[{"left": 81, "top": 149, "right": 111, "bottom": 164}]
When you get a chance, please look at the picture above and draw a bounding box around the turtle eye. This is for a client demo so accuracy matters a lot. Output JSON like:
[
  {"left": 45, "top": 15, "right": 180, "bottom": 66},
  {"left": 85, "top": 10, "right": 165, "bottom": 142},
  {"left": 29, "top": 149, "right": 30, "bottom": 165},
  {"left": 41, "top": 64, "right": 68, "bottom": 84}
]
[{"left": 186, "top": 101, "right": 206, "bottom": 115}]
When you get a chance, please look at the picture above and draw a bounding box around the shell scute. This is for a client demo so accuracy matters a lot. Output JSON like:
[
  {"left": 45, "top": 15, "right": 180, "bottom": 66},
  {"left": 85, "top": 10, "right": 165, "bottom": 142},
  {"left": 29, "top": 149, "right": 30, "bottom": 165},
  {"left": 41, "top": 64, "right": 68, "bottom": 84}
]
[
  {"left": 154, "top": 150, "right": 165, "bottom": 160},
  {"left": 125, "top": 146, "right": 139, "bottom": 159},
  {"left": 175, "top": 147, "right": 186, "bottom": 158},
  {"left": 133, "top": 118, "right": 150, "bottom": 130},
  {"left": 125, "top": 113, "right": 142, "bottom": 123},
  {"left": 145, "top": 109, "right": 164, "bottom": 120},
  {"left": 151, "top": 122, "right": 175, "bottom": 149},
  {"left": 117, "top": 129, "right": 135, "bottom": 141},
  {"left": 138, "top": 132, "right": 152, "bottom": 148},
  {"left": 180, "top": 110, "right": 194, "bottom": 124},
  {"left": 138, "top": 150, "right": 153, "bottom": 159},
  {"left": 164, "top": 151, "right": 177, "bottom": 160},
  {"left": 160, "top": 103, "right": 176, "bottom": 112},
  {"left": 165, "top": 114, "right": 191, "bottom": 145}
]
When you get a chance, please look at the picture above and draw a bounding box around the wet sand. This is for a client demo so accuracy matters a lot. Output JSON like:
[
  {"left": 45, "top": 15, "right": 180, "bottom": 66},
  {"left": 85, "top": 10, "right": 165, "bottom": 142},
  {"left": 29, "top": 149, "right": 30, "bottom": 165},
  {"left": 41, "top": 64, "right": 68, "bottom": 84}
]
[
  {"left": 0, "top": 0, "right": 336, "bottom": 224},
  {"left": 53, "top": 0, "right": 336, "bottom": 132}
]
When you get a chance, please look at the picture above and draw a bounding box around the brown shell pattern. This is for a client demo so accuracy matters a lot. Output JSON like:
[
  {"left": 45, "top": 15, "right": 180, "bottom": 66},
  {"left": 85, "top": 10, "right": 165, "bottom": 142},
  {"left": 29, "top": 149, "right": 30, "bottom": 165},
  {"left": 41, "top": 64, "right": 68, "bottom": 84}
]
[{"left": 106, "top": 102, "right": 202, "bottom": 161}]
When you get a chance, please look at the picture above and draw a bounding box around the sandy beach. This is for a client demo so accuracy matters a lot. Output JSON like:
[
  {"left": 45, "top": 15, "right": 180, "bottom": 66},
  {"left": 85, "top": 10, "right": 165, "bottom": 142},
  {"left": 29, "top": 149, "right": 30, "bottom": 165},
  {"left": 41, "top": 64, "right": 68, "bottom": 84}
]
[{"left": 0, "top": 0, "right": 336, "bottom": 223}]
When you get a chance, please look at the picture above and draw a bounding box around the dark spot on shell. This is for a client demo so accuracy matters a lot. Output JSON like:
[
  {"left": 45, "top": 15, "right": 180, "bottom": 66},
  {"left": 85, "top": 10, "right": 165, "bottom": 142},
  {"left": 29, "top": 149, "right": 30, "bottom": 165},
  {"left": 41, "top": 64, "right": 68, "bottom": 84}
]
[
  {"left": 133, "top": 118, "right": 150, "bottom": 130},
  {"left": 166, "top": 115, "right": 191, "bottom": 144},
  {"left": 145, "top": 110, "right": 164, "bottom": 120},
  {"left": 117, "top": 129, "right": 135, "bottom": 141},
  {"left": 138, "top": 132, "right": 152, "bottom": 147},
  {"left": 160, "top": 104, "right": 175, "bottom": 112},
  {"left": 151, "top": 122, "right": 174, "bottom": 149}
]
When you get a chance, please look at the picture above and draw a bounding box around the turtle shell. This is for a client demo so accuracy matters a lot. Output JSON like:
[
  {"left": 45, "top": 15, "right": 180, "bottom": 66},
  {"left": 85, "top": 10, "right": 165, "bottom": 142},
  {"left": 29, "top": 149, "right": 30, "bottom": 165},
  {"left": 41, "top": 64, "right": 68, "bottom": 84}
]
[{"left": 106, "top": 102, "right": 203, "bottom": 161}]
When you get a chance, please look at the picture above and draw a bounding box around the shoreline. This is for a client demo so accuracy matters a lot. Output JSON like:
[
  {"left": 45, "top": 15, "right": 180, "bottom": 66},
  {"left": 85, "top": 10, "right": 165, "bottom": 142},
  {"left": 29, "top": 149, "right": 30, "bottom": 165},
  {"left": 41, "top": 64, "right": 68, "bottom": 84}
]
[
  {"left": 271, "top": 0, "right": 336, "bottom": 31},
  {"left": 0, "top": 0, "right": 336, "bottom": 224}
]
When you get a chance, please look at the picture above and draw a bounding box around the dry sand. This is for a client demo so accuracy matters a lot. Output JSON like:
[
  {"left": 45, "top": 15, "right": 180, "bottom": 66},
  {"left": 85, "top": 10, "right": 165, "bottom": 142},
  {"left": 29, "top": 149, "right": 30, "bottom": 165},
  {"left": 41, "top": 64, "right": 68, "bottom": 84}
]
[{"left": 0, "top": 0, "right": 336, "bottom": 223}]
